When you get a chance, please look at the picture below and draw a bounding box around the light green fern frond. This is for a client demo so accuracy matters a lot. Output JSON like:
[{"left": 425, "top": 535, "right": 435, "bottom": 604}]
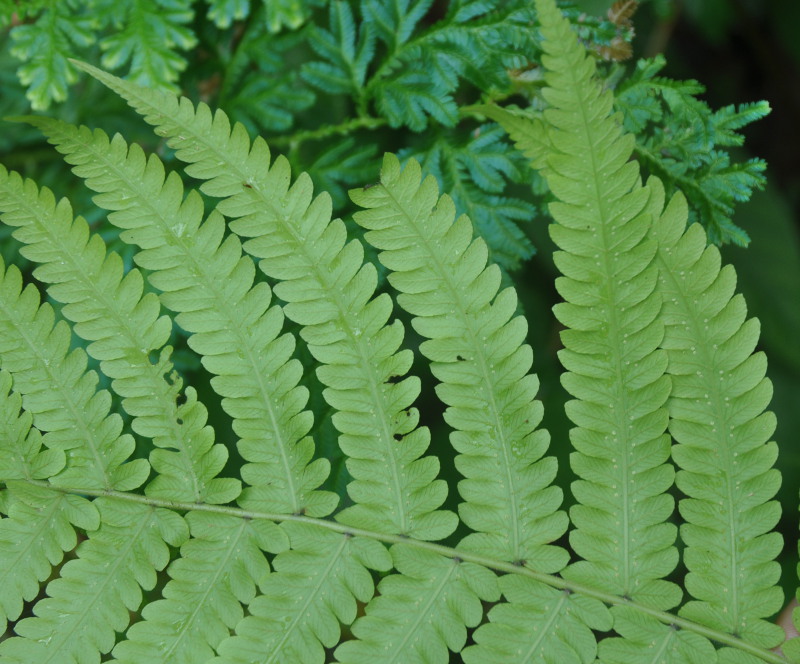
[
  {"left": 533, "top": 0, "right": 680, "bottom": 611},
  {"left": 0, "top": 161, "right": 238, "bottom": 506},
  {"left": 647, "top": 177, "right": 784, "bottom": 652},
  {"left": 0, "top": 4, "right": 794, "bottom": 656},
  {"left": 491, "top": 0, "right": 784, "bottom": 659},
  {"left": 73, "top": 60, "right": 457, "bottom": 543},
  {"left": 351, "top": 153, "right": 567, "bottom": 570}
]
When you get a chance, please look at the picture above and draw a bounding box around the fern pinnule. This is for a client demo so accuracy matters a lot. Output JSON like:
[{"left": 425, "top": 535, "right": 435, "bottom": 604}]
[
  {"left": 0, "top": 158, "right": 237, "bottom": 505},
  {"left": 531, "top": 0, "right": 680, "bottom": 613}
]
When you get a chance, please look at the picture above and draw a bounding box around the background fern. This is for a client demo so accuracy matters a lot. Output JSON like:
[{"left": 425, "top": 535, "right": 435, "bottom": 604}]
[{"left": 1, "top": 1, "right": 799, "bottom": 662}]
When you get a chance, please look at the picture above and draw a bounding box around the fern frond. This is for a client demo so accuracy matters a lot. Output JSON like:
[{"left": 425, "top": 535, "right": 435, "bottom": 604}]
[
  {"left": 301, "top": 1, "right": 375, "bottom": 99},
  {"left": 0, "top": 497, "right": 188, "bottom": 663},
  {"left": 0, "top": 258, "right": 149, "bottom": 492},
  {"left": 0, "top": 161, "right": 239, "bottom": 505},
  {"left": 352, "top": 153, "right": 567, "bottom": 570},
  {"left": 76, "top": 61, "right": 457, "bottom": 543},
  {"left": 646, "top": 176, "right": 784, "bottom": 650},
  {"left": 97, "top": 0, "right": 196, "bottom": 92},
  {"left": 615, "top": 54, "right": 770, "bottom": 246},
  {"left": 214, "top": 523, "right": 391, "bottom": 663},
  {"left": 8, "top": 0, "right": 94, "bottom": 109},
  {"left": 349, "top": 151, "right": 569, "bottom": 659},
  {"left": 528, "top": 0, "right": 681, "bottom": 612}
]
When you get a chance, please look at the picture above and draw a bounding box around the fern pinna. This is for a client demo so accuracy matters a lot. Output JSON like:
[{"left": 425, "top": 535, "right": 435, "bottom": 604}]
[{"left": 0, "top": 0, "right": 795, "bottom": 662}]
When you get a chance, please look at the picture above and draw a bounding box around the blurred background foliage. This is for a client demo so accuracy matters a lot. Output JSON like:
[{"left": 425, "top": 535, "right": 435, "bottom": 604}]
[{"left": 1, "top": 0, "right": 799, "bottom": 596}]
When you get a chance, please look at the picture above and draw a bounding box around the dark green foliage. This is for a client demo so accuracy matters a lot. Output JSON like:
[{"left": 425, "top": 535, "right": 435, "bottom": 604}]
[
  {"left": 2, "top": 0, "right": 770, "bottom": 276},
  {"left": 614, "top": 55, "right": 771, "bottom": 245}
]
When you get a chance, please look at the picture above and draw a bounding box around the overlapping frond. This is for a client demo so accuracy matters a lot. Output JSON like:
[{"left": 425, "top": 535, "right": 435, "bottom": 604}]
[
  {"left": 0, "top": 256, "right": 149, "bottom": 492},
  {"left": 350, "top": 151, "right": 571, "bottom": 660},
  {"left": 75, "top": 61, "right": 457, "bottom": 544},
  {"left": 352, "top": 153, "right": 567, "bottom": 570},
  {"left": 0, "top": 160, "right": 238, "bottom": 505},
  {"left": 0, "top": 253, "right": 187, "bottom": 662},
  {"left": 525, "top": 0, "right": 681, "bottom": 612},
  {"left": 646, "top": 176, "right": 784, "bottom": 652},
  {"left": 1, "top": 498, "right": 187, "bottom": 663},
  {"left": 615, "top": 55, "right": 770, "bottom": 246}
]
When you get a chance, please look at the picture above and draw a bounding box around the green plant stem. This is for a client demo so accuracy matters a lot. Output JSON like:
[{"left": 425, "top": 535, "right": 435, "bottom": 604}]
[
  {"left": 270, "top": 116, "right": 387, "bottom": 149},
  {"left": 13, "top": 478, "right": 789, "bottom": 664}
]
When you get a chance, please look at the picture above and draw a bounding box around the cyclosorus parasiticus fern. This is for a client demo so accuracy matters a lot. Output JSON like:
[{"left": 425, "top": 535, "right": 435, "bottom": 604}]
[{"left": 0, "top": 1, "right": 795, "bottom": 662}]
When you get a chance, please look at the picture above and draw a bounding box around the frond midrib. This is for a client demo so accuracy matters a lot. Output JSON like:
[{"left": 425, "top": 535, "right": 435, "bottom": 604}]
[{"left": 14, "top": 478, "right": 788, "bottom": 664}]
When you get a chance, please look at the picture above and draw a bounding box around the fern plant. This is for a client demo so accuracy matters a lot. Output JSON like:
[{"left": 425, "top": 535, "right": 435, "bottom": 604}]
[
  {"left": 2, "top": 0, "right": 769, "bottom": 273},
  {"left": 0, "top": 1, "right": 796, "bottom": 662}
]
